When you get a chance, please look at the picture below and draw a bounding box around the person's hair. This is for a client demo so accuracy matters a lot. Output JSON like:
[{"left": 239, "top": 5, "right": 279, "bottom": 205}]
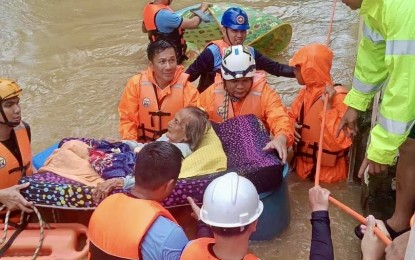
[
  {"left": 147, "top": 40, "right": 177, "bottom": 61},
  {"left": 211, "top": 224, "right": 250, "bottom": 237},
  {"left": 134, "top": 141, "right": 183, "bottom": 189},
  {"left": 182, "top": 106, "right": 211, "bottom": 151}
]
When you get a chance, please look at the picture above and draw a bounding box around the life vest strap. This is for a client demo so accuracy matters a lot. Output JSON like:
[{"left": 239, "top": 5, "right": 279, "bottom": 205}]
[
  {"left": 296, "top": 141, "right": 348, "bottom": 158},
  {"left": 8, "top": 162, "right": 31, "bottom": 176},
  {"left": 137, "top": 123, "right": 168, "bottom": 142},
  {"left": 148, "top": 111, "right": 171, "bottom": 117}
]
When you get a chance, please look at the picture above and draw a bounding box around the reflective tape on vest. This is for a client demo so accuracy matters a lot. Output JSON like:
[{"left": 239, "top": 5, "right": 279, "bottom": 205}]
[
  {"left": 141, "top": 80, "right": 153, "bottom": 86},
  {"left": 378, "top": 114, "right": 415, "bottom": 135},
  {"left": 363, "top": 22, "right": 384, "bottom": 44},
  {"left": 352, "top": 76, "right": 385, "bottom": 93},
  {"left": 386, "top": 40, "right": 415, "bottom": 55},
  {"left": 171, "top": 83, "right": 183, "bottom": 89}
]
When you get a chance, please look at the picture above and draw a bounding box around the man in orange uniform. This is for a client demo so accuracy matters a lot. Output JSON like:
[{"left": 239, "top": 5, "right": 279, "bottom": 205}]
[
  {"left": 288, "top": 44, "right": 352, "bottom": 183},
  {"left": 182, "top": 172, "right": 262, "bottom": 260},
  {"left": 142, "top": 0, "right": 210, "bottom": 64},
  {"left": 118, "top": 40, "right": 199, "bottom": 142},
  {"left": 88, "top": 141, "right": 188, "bottom": 260},
  {"left": 199, "top": 45, "right": 293, "bottom": 163},
  {"left": 0, "top": 79, "right": 33, "bottom": 213}
]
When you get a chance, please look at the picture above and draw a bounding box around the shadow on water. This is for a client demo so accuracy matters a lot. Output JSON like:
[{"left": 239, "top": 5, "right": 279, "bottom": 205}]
[{"left": 0, "top": 0, "right": 363, "bottom": 258}]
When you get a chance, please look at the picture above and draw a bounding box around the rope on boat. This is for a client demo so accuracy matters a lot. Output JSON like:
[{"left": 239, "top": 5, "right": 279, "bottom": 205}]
[
  {"left": 312, "top": 0, "right": 393, "bottom": 246},
  {"left": 0, "top": 205, "right": 45, "bottom": 259}
]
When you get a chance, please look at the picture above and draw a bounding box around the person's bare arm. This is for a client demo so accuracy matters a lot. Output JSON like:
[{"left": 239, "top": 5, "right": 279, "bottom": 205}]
[
  {"left": 142, "top": 22, "right": 148, "bottom": 33},
  {"left": 179, "top": 2, "right": 210, "bottom": 29},
  {"left": 0, "top": 183, "right": 33, "bottom": 213}
]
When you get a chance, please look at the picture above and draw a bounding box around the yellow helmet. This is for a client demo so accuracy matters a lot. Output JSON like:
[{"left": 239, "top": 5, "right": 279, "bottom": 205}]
[{"left": 0, "top": 78, "right": 22, "bottom": 101}]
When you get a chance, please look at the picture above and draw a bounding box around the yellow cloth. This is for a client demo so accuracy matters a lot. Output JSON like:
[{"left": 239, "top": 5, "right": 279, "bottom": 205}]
[{"left": 179, "top": 127, "right": 227, "bottom": 178}]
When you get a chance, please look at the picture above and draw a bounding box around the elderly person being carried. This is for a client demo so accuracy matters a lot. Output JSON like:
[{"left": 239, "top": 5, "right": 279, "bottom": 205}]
[{"left": 93, "top": 106, "right": 211, "bottom": 201}]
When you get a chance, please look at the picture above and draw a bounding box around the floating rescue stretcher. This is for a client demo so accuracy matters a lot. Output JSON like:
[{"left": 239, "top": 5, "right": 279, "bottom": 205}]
[{"left": 19, "top": 115, "right": 290, "bottom": 241}]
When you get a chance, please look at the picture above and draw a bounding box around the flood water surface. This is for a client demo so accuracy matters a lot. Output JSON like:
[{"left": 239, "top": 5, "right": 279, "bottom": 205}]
[{"left": 1, "top": 0, "right": 362, "bottom": 259}]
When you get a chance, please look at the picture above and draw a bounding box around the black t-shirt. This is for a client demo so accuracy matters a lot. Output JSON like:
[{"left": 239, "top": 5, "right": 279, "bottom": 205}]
[{"left": 0, "top": 121, "right": 31, "bottom": 167}]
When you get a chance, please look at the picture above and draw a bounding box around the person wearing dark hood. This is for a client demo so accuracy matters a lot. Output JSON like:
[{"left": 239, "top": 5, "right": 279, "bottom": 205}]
[{"left": 288, "top": 44, "right": 352, "bottom": 183}]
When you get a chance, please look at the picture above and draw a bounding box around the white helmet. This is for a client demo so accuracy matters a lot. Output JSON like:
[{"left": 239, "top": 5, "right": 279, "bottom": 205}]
[
  {"left": 200, "top": 172, "right": 263, "bottom": 228},
  {"left": 221, "top": 45, "right": 256, "bottom": 80}
]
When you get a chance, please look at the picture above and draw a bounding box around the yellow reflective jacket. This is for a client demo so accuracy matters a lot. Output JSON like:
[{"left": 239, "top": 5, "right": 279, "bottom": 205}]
[{"left": 344, "top": 0, "right": 415, "bottom": 164}]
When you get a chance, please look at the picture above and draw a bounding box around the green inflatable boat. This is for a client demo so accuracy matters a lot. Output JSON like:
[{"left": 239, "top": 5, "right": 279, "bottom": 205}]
[{"left": 176, "top": 3, "right": 292, "bottom": 58}]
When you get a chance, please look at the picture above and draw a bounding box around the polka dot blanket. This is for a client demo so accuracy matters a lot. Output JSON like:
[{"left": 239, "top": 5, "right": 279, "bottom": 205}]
[{"left": 19, "top": 114, "right": 283, "bottom": 209}]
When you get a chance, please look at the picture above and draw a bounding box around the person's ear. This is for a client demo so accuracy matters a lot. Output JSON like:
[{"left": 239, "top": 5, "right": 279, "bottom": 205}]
[
  {"left": 250, "top": 219, "right": 259, "bottom": 232},
  {"left": 220, "top": 26, "right": 226, "bottom": 36},
  {"left": 149, "top": 61, "right": 154, "bottom": 70},
  {"left": 165, "top": 179, "right": 176, "bottom": 193}
]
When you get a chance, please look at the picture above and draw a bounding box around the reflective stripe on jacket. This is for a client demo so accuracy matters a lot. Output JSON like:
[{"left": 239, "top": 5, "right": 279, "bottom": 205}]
[
  {"left": 88, "top": 193, "right": 177, "bottom": 259},
  {"left": 199, "top": 72, "right": 293, "bottom": 146},
  {"left": 118, "top": 66, "right": 199, "bottom": 141},
  {"left": 0, "top": 122, "right": 33, "bottom": 189},
  {"left": 180, "top": 238, "right": 259, "bottom": 260},
  {"left": 344, "top": 0, "right": 415, "bottom": 164}
]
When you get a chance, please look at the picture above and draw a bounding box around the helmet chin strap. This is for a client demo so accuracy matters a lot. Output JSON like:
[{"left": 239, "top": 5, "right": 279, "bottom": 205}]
[
  {"left": 224, "top": 28, "right": 234, "bottom": 46},
  {"left": 0, "top": 107, "right": 20, "bottom": 128},
  {"left": 228, "top": 93, "right": 240, "bottom": 102}
]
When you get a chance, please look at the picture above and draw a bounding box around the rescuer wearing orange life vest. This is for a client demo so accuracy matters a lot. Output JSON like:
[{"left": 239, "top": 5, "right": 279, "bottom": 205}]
[
  {"left": 199, "top": 45, "right": 294, "bottom": 164},
  {"left": 287, "top": 44, "right": 352, "bottom": 183},
  {"left": 142, "top": 0, "right": 210, "bottom": 64},
  {"left": 0, "top": 78, "right": 33, "bottom": 213},
  {"left": 118, "top": 40, "right": 199, "bottom": 142},
  {"left": 88, "top": 141, "right": 188, "bottom": 260},
  {"left": 182, "top": 172, "right": 262, "bottom": 260}
]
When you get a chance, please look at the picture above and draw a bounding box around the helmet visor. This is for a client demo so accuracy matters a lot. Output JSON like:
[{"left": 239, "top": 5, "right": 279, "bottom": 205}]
[{"left": 221, "top": 64, "right": 256, "bottom": 79}]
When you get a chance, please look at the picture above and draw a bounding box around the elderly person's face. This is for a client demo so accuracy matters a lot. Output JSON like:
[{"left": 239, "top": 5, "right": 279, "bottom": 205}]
[
  {"left": 224, "top": 77, "right": 253, "bottom": 100},
  {"left": 150, "top": 47, "right": 177, "bottom": 88},
  {"left": 167, "top": 109, "right": 190, "bottom": 143},
  {"left": 341, "top": 0, "right": 363, "bottom": 10}
]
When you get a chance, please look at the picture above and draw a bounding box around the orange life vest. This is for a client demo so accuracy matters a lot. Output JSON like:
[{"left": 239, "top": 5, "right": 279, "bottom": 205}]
[
  {"left": 88, "top": 193, "right": 177, "bottom": 260},
  {"left": 0, "top": 123, "right": 32, "bottom": 189},
  {"left": 210, "top": 72, "right": 266, "bottom": 124},
  {"left": 180, "top": 238, "right": 259, "bottom": 260},
  {"left": 296, "top": 85, "right": 349, "bottom": 167},
  {"left": 142, "top": 3, "right": 187, "bottom": 63},
  {"left": 136, "top": 71, "right": 187, "bottom": 142},
  {"left": 206, "top": 40, "right": 230, "bottom": 57}
]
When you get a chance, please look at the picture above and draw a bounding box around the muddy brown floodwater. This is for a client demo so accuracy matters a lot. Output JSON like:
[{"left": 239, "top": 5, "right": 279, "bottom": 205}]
[{"left": 0, "top": 0, "right": 362, "bottom": 258}]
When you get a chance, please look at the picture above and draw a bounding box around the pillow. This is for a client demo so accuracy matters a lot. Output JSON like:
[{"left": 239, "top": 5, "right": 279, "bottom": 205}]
[
  {"left": 212, "top": 114, "right": 283, "bottom": 172},
  {"left": 179, "top": 127, "right": 227, "bottom": 178}
]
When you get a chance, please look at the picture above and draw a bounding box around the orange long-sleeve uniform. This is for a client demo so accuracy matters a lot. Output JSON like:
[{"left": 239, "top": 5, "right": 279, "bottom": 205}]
[
  {"left": 118, "top": 66, "right": 198, "bottom": 141},
  {"left": 199, "top": 72, "right": 293, "bottom": 147},
  {"left": 288, "top": 43, "right": 352, "bottom": 183}
]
